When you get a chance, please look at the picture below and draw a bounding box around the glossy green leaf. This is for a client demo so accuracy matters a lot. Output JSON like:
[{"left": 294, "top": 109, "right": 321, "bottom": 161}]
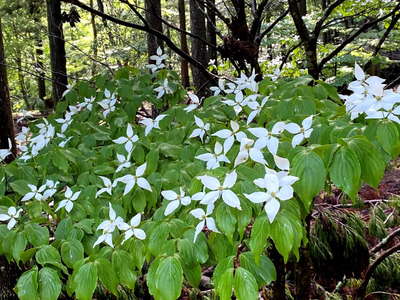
[
  {"left": 73, "top": 262, "right": 98, "bottom": 300},
  {"left": 155, "top": 256, "right": 183, "bottom": 300},
  {"left": 38, "top": 267, "right": 62, "bottom": 300},
  {"left": 234, "top": 267, "right": 258, "bottom": 300},
  {"left": 15, "top": 268, "right": 39, "bottom": 300}
]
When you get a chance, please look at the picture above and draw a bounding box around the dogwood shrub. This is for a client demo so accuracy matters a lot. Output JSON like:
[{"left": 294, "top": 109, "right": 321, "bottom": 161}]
[{"left": 1, "top": 53, "right": 400, "bottom": 299}]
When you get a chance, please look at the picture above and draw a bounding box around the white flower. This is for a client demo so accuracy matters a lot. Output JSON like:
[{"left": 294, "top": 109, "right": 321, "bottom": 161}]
[
  {"left": 114, "top": 163, "right": 152, "bottom": 195},
  {"left": 246, "top": 96, "right": 269, "bottom": 124},
  {"left": 248, "top": 121, "right": 285, "bottom": 155},
  {"left": 244, "top": 169, "right": 298, "bottom": 222},
  {"left": 222, "top": 91, "right": 251, "bottom": 115},
  {"left": 115, "top": 153, "right": 132, "bottom": 173},
  {"left": 95, "top": 176, "right": 116, "bottom": 198},
  {"left": 189, "top": 116, "right": 210, "bottom": 142},
  {"left": 212, "top": 120, "right": 247, "bottom": 152},
  {"left": 285, "top": 116, "right": 313, "bottom": 148},
  {"left": 139, "top": 114, "right": 167, "bottom": 136},
  {"left": 147, "top": 47, "right": 167, "bottom": 73},
  {"left": 42, "top": 180, "right": 59, "bottom": 200},
  {"left": 190, "top": 205, "right": 219, "bottom": 242},
  {"left": 197, "top": 171, "right": 241, "bottom": 210},
  {"left": 154, "top": 79, "right": 173, "bottom": 98},
  {"left": 93, "top": 203, "right": 126, "bottom": 248},
  {"left": 113, "top": 124, "right": 139, "bottom": 153},
  {"left": 21, "top": 183, "right": 47, "bottom": 201},
  {"left": 0, "top": 207, "right": 23, "bottom": 230},
  {"left": 195, "top": 141, "right": 230, "bottom": 169},
  {"left": 15, "top": 127, "right": 30, "bottom": 144},
  {"left": 366, "top": 106, "right": 400, "bottom": 124},
  {"left": 16, "top": 110, "right": 33, "bottom": 124},
  {"left": 62, "top": 84, "right": 73, "bottom": 98},
  {"left": 210, "top": 79, "right": 225, "bottom": 96},
  {"left": 78, "top": 96, "right": 95, "bottom": 111},
  {"left": 184, "top": 93, "right": 201, "bottom": 112},
  {"left": 56, "top": 187, "right": 81, "bottom": 213},
  {"left": 267, "top": 68, "right": 281, "bottom": 81},
  {"left": 0, "top": 138, "right": 12, "bottom": 162},
  {"left": 57, "top": 133, "right": 72, "bottom": 148},
  {"left": 235, "top": 71, "right": 258, "bottom": 92},
  {"left": 161, "top": 188, "right": 191, "bottom": 216},
  {"left": 98, "top": 98, "right": 117, "bottom": 118},
  {"left": 234, "top": 137, "right": 267, "bottom": 167},
  {"left": 55, "top": 113, "right": 73, "bottom": 133},
  {"left": 120, "top": 213, "right": 146, "bottom": 243}
]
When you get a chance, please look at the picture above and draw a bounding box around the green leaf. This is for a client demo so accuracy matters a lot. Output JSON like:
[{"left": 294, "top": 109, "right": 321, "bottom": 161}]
[
  {"left": 376, "top": 121, "right": 400, "bottom": 158},
  {"left": 215, "top": 268, "right": 234, "bottom": 300},
  {"left": 13, "top": 232, "right": 27, "bottom": 262},
  {"left": 270, "top": 214, "right": 294, "bottom": 262},
  {"left": 292, "top": 150, "right": 326, "bottom": 210},
  {"left": 15, "top": 268, "right": 39, "bottom": 300},
  {"left": 73, "top": 262, "right": 98, "bottom": 300},
  {"left": 239, "top": 252, "right": 276, "bottom": 287},
  {"left": 38, "top": 267, "right": 62, "bottom": 300},
  {"left": 9, "top": 180, "right": 32, "bottom": 195},
  {"left": 35, "top": 245, "right": 68, "bottom": 273},
  {"left": 346, "top": 137, "right": 385, "bottom": 188},
  {"left": 215, "top": 204, "right": 236, "bottom": 242},
  {"left": 95, "top": 258, "right": 119, "bottom": 296},
  {"left": 25, "top": 223, "right": 49, "bottom": 247},
  {"left": 155, "top": 256, "right": 183, "bottom": 300},
  {"left": 61, "top": 240, "right": 84, "bottom": 269},
  {"left": 329, "top": 146, "right": 361, "bottom": 199},
  {"left": 249, "top": 216, "right": 270, "bottom": 258},
  {"left": 146, "top": 149, "right": 159, "bottom": 173},
  {"left": 234, "top": 267, "right": 258, "bottom": 300},
  {"left": 112, "top": 249, "right": 137, "bottom": 289}
]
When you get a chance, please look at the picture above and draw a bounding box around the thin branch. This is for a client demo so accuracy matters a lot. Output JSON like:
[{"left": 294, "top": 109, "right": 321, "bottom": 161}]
[
  {"left": 370, "top": 227, "right": 400, "bottom": 254},
  {"left": 279, "top": 41, "right": 303, "bottom": 70},
  {"left": 259, "top": 8, "right": 290, "bottom": 43},
  {"left": 250, "top": 0, "right": 270, "bottom": 38},
  {"left": 373, "top": 12, "right": 400, "bottom": 56}
]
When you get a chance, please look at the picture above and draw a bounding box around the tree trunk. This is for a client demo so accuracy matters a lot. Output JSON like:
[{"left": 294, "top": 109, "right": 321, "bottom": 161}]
[
  {"left": 206, "top": 0, "right": 217, "bottom": 65},
  {"left": 145, "top": 0, "right": 163, "bottom": 58},
  {"left": 297, "top": 0, "right": 307, "bottom": 16},
  {"left": 178, "top": 0, "right": 190, "bottom": 87},
  {"left": 46, "top": 0, "right": 68, "bottom": 106},
  {"left": 189, "top": 0, "right": 209, "bottom": 95},
  {"left": 270, "top": 244, "right": 286, "bottom": 300},
  {"left": 90, "top": 0, "right": 98, "bottom": 76},
  {"left": 0, "top": 18, "right": 16, "bottom": 161},
  {"left": 16, "top": 49, "right": 30, "bottom": 109}
]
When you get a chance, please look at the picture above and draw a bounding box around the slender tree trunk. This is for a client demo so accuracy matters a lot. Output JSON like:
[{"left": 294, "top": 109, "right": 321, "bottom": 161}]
[
  {"left": 90, "top": 0, "right": 98, "bottom": 75},
  {"left": 0, "top": 18, "right": 16, "bottom": 161},
  {"left": 16, "top": 50, "right": 30, "bottom": 109},
  {"left": 206, "top": 0, "right": 217, "bottom": 65},
  {"left": 35, "top": 39, "right": 46, "bottom": 105},
  {"left": 178, "top": 0, "right": 190, "bottom": 87},
  {"left": 145, "top": 0, "right": 163, "bottom": 58},
  {"left": 46, "top": 0, "right": 68, "bottom": 106},
  {"left": 189, "top": 0, "right": 209, "bottom": 94}
]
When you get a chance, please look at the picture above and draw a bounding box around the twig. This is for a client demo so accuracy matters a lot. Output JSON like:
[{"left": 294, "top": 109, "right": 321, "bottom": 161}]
[{"left": 370, "top": 227, "right": 400, "bottom": 254}]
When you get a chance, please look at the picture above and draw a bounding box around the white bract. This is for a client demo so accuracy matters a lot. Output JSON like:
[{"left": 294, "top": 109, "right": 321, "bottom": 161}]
[
  {"left": 95, "top": 176, "right": 116, "bottom": 198},
  {"left": 113, "top": 124, "right": 139, "bottom": 153},
  {"left": 234, "top": 137, "right": 267, "bottom": 167},
  {"left": 248, "top": 121, "right": 286, "bottom": 155},
  {"left": 222, "top": 91, "right": 252, "bottom": 115},
  {"left": 244, "top": 168, "right": 298, "bottom": 222},
  {"left": 139, "top": 114, "right": 167, "bottom": 136},
  {"left": 147, "top": 47, "right": 167, "bottom": 73},
  {"left": 235, "top": 71, "right": 258, "bottom": 92},
  {"left": 190, "top": 205, "right": 219, "bottom": 242},
  {"left": 56, "top": 187, "right": 81, "bottom": 213},
  {"left": 189, "top": 116, "right": 210, "bottom": 142},
  {"left": 197, "top": 171, "right": 241, "bottom": 210},
  {"left": 115, "top": 153, "right": 132, "bottom": 173},
  {"left": 246, "top": 96, "right": 269, "bottom": 124},
  {"left": 98, "top": 89, "right": 117, "bottom": 118},
  {"left": 61, "top": 84, "right": 73, "bottom": 98},
  {"left": 195, "top": 141, "right": 230, "bottom": 170},
  {"left": 55, "top": 113, "right": 73, "bottom": 133},
  {"left": 114, "top": 163, "right": 152, "bottom": 195},
  {"left": 42, "top": 180, "right": 59, "bottom": 200},
  {"left": 0, "top": 138, "right": 12, "bottom": 162},
  {"left": 120, "top": 214, "right": 146, "bottom": 243},
  {"left": 161, "top": 188, "right": 191, "bottom": 216},
  {"left": 0, "top": 207, "right": 23, "bottom": 230},
  {"left": 210, "top": 79, "right": 225, "bottom": 96},
  {"left": 154, "top": 79, "right": 173, "bottom": 98},
  {"left": 285, "top": 116, "right": 313, "bottom": 148},
  {"left": 93, "top": 203, "right": 126, "bottom": 248},
  {"left": 184, "top": 93, "right": 201, "bottom": 112},
  {"left": 212, "top": 120, "right": 247, "bottom": 152},
  {"left": 21, "top": 183, "right": 47, "bottom": 201},
  {"left": 16, "top": 110, "right": 33, "bottom": 124},
  {"left": 78, "top": 96, "right": 95, "bottom": 111}
]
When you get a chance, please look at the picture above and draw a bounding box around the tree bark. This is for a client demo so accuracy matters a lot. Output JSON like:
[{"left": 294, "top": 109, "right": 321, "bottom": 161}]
[
  {"left": 0, "top": 18, "right": 16, "bottom": 161},
  {"left": 90, "top": 0, "right": 98, "bottom": 75},
  {"left": 270, "top": 244, "right": 286, "bottom": 300},
  {"left": 206, "top": 0, "right": 217, "bottom": 64},
  {"left": 145, "top": 0, "right": 163, "bottom": 58},
  {"left": 178, "top": 0, "right": 190, "bottom": 87},
  {"left": 297, "top": 0, "right": 307, "bottom": 16},
  {"left": 189, "top": 0, "right": 209, "bottom": 95},
  {"left": 46, "top": 0, "right": 68, "bottom": 106}
]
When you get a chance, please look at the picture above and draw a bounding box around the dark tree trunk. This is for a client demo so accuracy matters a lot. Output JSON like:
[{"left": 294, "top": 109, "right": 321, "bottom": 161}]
[
  {"left": 297, "top": 0, "right": 307, "bottom": 16},
  {"left": 189, "top": 0, "right": 209, "bottom": 94},
  {"left": 178, "top": 0, "right": 190, "bottom": 87},
  {"left": 270, "top": 244, "right": 286, "bottom": 300},
  {"left": 90, "top": 0, "right": 98, "bottom": 75},
  {"left": 0, "top": 18, "right": 16, "bottom": 161},
  {"left": 145, "top": 0, "right": 163, "bottom": 58},
  {"left": 46, "top": 0, "right": 68, "bottom": 106},
  {"left": 206, "top": 0, "right": 217, "bottom": 64}
]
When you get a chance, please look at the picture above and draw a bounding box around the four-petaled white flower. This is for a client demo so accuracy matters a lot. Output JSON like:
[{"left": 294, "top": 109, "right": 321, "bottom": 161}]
[
  {"left": 195, "top": 142, "right": 230, "bottom": 169},
  {"left": 21, "top": 184, "right": 47, "bottom": 201},
  {"left": 56, "top": 187, "right": 81, "bottom": 213},
  {"left": 210, "top": 79, "right": 225, "bottom": 96},
  {"left": 116, "top": 153, "right": 132, "bottom": 173},
  {"left": 222, "top": 91, "right": 251, "bottom": 115},
  {"left": 234, "top": 137, "right": 267, "bottom": 167},
  {"left": 244, "top": 168, "right": 298, "bottom": 222},
  {"left": 190, "top": 205, "right": 219, "bottom": 242},
  {"left": 184, "top": 93, "right": 201, "bottom": 112},
  {"left": 161, "top": 188, "right": 191, "bottom": 216},
  {"left": 95, "top": 176, "right": 116, "bottom": 198},
  {"left": 114, "top": 163, "right": 152, "bottom": 195},
  {"left": 0, "top": 207, "right": 23, "bottom": 230},
  {"left": 212, "top": 120, "right": 247, "bottom": 152},
  {"left": 285, "top": 116, "right": 313, "bottom": 148},
  {"left": 55, "top": 113, "right": 73, "bottom": 133},
  {"left": 0, "top": 138, "right": 12, "bottom": 162},
  {"left": 120, "top": 213, "right": 146, "bottom": 243},
  {"left": 154, "top": 79, "right": 173, "bottom": 99},
  {"left": 147, "top": 47, "right": 167, "bottom": 73},
  {"left": 197, "top": 171, "right": 241, "bottom": 210},
  {"left": 248, "top": 121, "right": 286, "bottom": 155},
  {"left": 78, "top": 96, "right": 95, "bottom": 111},
  {"left": 42, "top": 180, "right": 59, "bottom": 200},
  {"left": 98, "top": 98, "right": 117, "bottom": 118},
  {"left": 93, "top": 203, "right": 126, "bottom": 248},
  {"left": 113, "top": 124, "right": 139, "bottom": 153},
  {"left": 246, "top": 96, "right": 269, "bottom": 124},
  {"left": 189, "top": 116, "right": 210, "bottom": 142},
  {"left": 139, "top": 114, "right": 167, "bottom": 136}
]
